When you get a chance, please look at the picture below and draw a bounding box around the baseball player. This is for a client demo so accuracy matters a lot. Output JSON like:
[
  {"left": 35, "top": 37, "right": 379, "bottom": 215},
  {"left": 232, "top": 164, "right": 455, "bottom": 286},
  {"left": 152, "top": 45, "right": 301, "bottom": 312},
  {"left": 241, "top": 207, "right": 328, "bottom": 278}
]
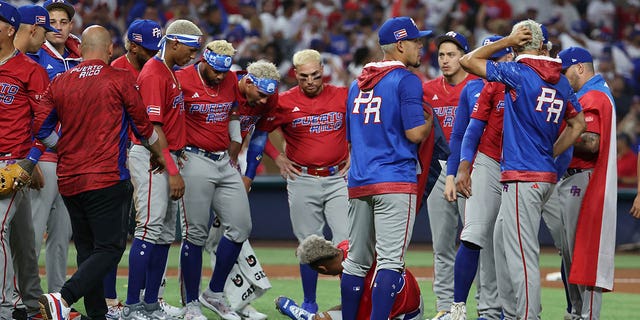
[
  {"left": 447, "top": 36, "right": 514, "bottom": 320},
  {"left": 459, "top": 20, "right": 585, "bottom": 319},
  {"left": 275, "top": 235, "right": 423, "bottom": 320},
  {"left": 343, "top": 16, "right": 431, "bottom": 320},
  {"left": 25, "top": 0, "right": 78, "bottom": 303},
  {"left": 123, "top": 19, "right": 200, "bottom": 320},
  {"left": 542, "top": 47, "right": 617, "bottom": 320},
  {"left": 0, "top": 3, "right": 50, "bottom": 319},
  {"left": 33, "top": 25, "right": 169, "bottom": 320},
  {"left": 242, "top": 49, "right": 350, "bottom": 313},
  {"left": 422, "top": 31, "right": 477, "bottom": 320},
  {"left": 13, "top": 4, "right": 61, "bottom": 318},
  {"left": 29, "top": 0, "right": 81, "bottom": 79},
  {"left": 104, "top": 18, "right": 163, "bottom": 320},
  {"left": 176, "top": 41, "right": 275, "bottom": 320}
]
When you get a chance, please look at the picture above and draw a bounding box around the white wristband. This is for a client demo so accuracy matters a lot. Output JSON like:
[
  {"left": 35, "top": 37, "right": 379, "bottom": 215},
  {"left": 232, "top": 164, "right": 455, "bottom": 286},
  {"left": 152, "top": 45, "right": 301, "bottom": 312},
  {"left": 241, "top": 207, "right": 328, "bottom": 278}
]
[
  {"left": 229, "top": 119, "right": 242, "bottom": 144},
  {"left": 41, "top": 132, "right": 59, "bottom": 148}
]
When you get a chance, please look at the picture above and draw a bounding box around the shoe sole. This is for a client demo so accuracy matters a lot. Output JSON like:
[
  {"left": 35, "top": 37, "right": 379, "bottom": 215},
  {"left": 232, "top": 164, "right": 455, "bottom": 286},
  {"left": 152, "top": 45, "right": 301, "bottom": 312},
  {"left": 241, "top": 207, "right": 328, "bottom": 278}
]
[{"left": 198, "top": 297, "right": 239, "bottom": 320}]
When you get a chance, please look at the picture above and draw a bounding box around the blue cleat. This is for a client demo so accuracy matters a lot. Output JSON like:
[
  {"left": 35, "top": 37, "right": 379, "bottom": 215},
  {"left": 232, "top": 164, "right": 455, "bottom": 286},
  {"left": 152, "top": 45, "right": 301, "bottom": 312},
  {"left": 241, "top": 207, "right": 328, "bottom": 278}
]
[{"left": 274, "top": 296, "right": 313, "bottom": 320}]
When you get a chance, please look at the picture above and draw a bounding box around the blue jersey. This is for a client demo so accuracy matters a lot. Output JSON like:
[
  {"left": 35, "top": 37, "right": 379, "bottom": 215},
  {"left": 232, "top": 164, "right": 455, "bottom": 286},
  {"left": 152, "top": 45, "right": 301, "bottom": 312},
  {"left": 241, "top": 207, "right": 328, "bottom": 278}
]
[
  {"left": 486, "top": 55, "right": 582, "bottom": 183},
  {"left": 28, "top": 38, "right": 82, "bottom": 80},
  {"left": 446, "top": 78, "right": 485, "bottom": 175},
  {"left": 346, "top": 62, "right": 426, "bottom": 198}
]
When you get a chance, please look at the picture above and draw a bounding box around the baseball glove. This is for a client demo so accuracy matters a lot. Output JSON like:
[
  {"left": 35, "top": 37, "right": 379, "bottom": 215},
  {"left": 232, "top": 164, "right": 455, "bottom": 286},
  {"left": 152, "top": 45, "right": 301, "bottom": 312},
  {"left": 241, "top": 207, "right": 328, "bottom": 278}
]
[{"left": 0, "top": 160, "right": 34, "bottom": 196}]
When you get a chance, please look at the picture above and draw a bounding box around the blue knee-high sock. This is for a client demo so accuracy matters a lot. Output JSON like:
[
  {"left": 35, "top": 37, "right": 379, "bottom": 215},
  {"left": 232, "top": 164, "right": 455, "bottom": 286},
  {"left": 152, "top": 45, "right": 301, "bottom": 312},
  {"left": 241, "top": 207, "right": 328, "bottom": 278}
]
[
  {"left": 561, "top": 262, "right": 572, "bottom": 313},
  {"left": 103, "top": 266, "right": 118, "bottom": 299},
  {"left": 144, "top": 243, "right": 170, "bottom": 304},
  {"left": 370, "top": 269, "right": 403, "bottom": 320},
  {"left": 300, "top": 264, "right": 318, "bottom": 303},
  {"left": 209, "top": 237, "right": 242, "bottom": 292},
  {"left": 180, "top": 241, "right": 203, "bottom": 303},
  {"left": 341, "top": 273, "right": 365, "bottom": 320},
  {"left": 454, "top": 243, "right": 480, "bottom": 303},
  {"left": 126, "top": 239, "right": 155, "bottom": 305}
]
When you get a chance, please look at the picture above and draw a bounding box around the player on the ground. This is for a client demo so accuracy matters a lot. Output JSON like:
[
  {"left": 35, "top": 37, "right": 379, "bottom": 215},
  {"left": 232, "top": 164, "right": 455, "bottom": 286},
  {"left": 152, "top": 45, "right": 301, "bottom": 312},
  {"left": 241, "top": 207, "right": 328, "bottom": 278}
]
[
  {"left": 176, "top": 40, "right": 277, "bottom": 320},
  {"left": 0, "top": 2, "right": 49, "bottom": 319},
  {"left": 104, "top": 18, "right": 163, "bottom": 320},
  {"left": 275, "top": 235, "right": 423, "bottom": 320},
  {"left": 122, "top": 19, "right": 200, "bottom": 320},
  {"left": 447, "top": 36, "right": 514, "bottom": 320},
  {"left": 543, "top": 47, "right": 617, "bottom": 320},
  {"left": 459, "top": 20, "right": 586, "bottom": 319},
  {"left": 242, "top": 49, "right": 350, "bottom": 314},
  {"left": 343, "top": 16, "right": 431, "bottom": 320},
  {"left": 34, "top": 25, "right": 169, "bottom": 320},
  {"left": 422, "top": 30, "right": 477, "bottom": 320}
]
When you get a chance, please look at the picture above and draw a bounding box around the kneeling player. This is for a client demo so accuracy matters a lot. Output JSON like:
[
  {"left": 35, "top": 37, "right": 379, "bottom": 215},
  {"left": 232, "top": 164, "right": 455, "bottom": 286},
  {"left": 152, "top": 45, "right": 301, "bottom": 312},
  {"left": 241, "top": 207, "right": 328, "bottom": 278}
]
[{"left": 275, "top": 235, "right": 423, "bottom": 320}]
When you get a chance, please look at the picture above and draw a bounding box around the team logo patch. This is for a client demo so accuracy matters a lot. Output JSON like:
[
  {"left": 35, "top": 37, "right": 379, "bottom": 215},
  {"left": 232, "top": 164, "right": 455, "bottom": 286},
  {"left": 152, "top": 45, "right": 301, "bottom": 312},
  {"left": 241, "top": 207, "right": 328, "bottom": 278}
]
[
  {"left": 131, "top": 33, "right": 143, "bottom": 43},
  {"left": 245, "top": 255, "right": 257, "bottom": 267},
  {"left": 35, "top": 16, "right": 46, "bottom": 25},
  {"left": 232, "top": 274, "right": 244, "bottom": 287},
  {"left": 394, "top": 28, "right": 408, "bottom": 40},
  {"left": 147, "top": 106, "right": 161, "bottom": 116}
]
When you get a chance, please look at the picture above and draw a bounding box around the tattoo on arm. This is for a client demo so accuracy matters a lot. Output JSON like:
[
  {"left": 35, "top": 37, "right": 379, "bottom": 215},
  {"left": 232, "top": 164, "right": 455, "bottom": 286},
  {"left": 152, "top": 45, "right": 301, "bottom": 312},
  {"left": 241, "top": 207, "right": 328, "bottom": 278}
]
[{"left": 574, "top": 132, "right": 600, "bottom": 154}]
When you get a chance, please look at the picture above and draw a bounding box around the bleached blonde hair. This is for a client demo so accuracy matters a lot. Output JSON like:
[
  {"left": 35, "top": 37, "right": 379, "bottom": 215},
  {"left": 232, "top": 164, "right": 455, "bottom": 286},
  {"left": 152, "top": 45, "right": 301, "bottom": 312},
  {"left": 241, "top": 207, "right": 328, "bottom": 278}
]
[
  {"left": 207, "top": 40, "right": 235, "bottom": 56},
  {"left": 511, "top": 19, "right": 543, "bottom": 53},
  {"left": 165, "top": 19, "right": 202, "bottom": 36},
  {"left": 292, "top": 49, "right": 322, "bottom": 68},
  {"left": 247, "top": 59, "right": 281, "bottom": 80},
  {"left": 296, "top": 235, "right": 341, "bottom": 265}
]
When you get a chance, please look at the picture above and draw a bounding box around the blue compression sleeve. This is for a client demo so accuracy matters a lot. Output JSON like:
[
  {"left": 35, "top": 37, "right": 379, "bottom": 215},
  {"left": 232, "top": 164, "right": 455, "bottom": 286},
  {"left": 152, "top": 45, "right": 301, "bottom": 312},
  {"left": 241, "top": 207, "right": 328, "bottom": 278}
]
[
  {"left": 446, "top": 82, "right": 481, "bottom": 175},
  {"left": 460, "top": 119, "right": 487, "bottom": 163},
  {"left": 245, "top": 130, "right": 268, "bottom": 179}
]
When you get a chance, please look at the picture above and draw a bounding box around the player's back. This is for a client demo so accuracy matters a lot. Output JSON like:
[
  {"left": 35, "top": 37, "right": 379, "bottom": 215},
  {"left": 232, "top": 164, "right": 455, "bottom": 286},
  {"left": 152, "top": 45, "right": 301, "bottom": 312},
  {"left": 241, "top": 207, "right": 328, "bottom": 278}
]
[
  {"left": 347, "top": 67, "right": 420, "bottom": 194},
  {"left": 487, "top": 57, "right": 581, "bottom": 182},
  {"left": 46, "top": 59, "right": 145, "bottom": 194}
]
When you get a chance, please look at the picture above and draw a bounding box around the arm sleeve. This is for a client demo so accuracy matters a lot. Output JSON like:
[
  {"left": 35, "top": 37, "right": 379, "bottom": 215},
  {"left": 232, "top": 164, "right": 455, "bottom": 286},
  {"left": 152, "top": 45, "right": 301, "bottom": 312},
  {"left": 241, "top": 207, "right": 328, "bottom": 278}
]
[
  {"left": 121, "top": 71, "right": 155, "bottom": 141},
  {"left": 245, "top": 129, "right": 268, "bottom": 179},
  {"left": 137, "top": 72, "right": 167, "bottom": 124},
  {"left": 460, "top": 118, "right": 488, "bottom": 163},
  {"left": 486, "top": 61, "right": 522, "bottom": 89},
  {"left": 446, "top": 83, "right": 480, "bottom": 175},
  {"left": 399, "top": 74, "right": 427, "bottom": 131}
]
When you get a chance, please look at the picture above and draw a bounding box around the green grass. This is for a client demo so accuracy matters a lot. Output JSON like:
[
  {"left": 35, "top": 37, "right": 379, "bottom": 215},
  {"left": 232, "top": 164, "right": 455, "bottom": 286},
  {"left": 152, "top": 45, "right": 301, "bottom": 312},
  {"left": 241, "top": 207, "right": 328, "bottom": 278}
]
[{"left": 38, "top": 243, "right": 640, "bottom": 319}]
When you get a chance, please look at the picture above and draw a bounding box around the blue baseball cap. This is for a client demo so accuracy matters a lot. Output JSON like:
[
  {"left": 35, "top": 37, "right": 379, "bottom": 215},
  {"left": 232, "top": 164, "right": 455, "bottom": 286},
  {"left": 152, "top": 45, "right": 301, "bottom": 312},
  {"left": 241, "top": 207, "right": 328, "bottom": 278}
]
[
  {"left": 558, "top": 47, "right": 593, "bottom": 70},
  {"left": 128, "top": 19, "right": 162, "bottom": 51},
  {"left": 18, "top": 5, "right": 58, "bottom": 33},
  {"left": 378, "top": 16, "right": 432, "bottom": 45},
  {"left": 436, "top": 31, "right": 469, "bottom": 53},
  {"left": 482, "top": 35, "right": 512, "bottom": 59},
  {"left": 43, "top": 0, "right": 74, "bottom": 19},
  {"left": 0, "top": 0, "right": 21, "bottom": 30}
]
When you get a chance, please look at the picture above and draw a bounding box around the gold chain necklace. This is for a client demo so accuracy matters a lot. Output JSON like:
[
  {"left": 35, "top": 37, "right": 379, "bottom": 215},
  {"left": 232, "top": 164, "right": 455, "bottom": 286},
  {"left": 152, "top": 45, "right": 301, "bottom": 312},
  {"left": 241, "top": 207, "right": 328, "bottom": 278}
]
[
  {"left": 162, "top": 59, "right": 181, "bottom": 91},
  {"left": 0, "top": 49, "right": 18, "bottom": 66},
  {"left": 197, "top": 64, "right": 220, "bottom": 97}
]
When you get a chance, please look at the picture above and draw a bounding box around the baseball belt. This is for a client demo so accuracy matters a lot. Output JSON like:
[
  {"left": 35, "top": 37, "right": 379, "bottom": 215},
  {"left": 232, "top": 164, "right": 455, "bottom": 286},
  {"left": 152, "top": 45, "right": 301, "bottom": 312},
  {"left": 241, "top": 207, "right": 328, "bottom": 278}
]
[
  {"left": 184, "top": 146, "right": 226, "bottom": 161},
  {"left": 292, "top": 162, "right": 346, "bottom": 177}
]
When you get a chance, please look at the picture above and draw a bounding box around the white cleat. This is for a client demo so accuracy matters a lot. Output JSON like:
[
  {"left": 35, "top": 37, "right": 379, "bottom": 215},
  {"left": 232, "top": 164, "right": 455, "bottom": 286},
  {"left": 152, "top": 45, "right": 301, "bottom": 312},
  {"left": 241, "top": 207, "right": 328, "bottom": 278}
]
[
  {"left": 450, "top": 302, "right": 466, "bottom": 320},
  {"left": 237, "top": 304, "right": 267, "bottom": 320},
  {"left": 199, "top": 289, "right": 241, "bottom": 320},
  {"left": 183, "top": 302, "right": 207, "bottom": 320}
]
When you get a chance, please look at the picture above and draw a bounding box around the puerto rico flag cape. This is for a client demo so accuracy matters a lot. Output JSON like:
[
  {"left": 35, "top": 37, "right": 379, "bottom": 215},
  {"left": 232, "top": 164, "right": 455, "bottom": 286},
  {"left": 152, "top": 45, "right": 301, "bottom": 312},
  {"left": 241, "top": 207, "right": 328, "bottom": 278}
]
[
  {"left": 569, "top": 75, "right": 617, "bottom": 291},
  {"left": 416, "top": 106, "right": 435, "bottom": 211}
]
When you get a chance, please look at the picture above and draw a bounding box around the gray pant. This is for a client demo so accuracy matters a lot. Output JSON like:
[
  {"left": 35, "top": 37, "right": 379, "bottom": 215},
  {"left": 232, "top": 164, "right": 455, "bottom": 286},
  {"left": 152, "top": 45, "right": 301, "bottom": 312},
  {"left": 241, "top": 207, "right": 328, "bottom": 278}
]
[
  {"left": 342, "top": 193, "right": 417, "bottom": 276},
  {"left": 495, "top": 181, "right": 553, "bottom": 320},
  {"left": 31, "top": 161, "right": 72, "bottom": 292},
  {"left": 427, "top": 163, "right": 465, "bottom": 312},
  {"left": 542, "top": 170, "right": 602, "bottom": 319},
  {"left": 180, "top": 152, "right": 252, "bottom": 245},
  {"left": 286, "top": 174, "right": 348, "bottom": 244}
]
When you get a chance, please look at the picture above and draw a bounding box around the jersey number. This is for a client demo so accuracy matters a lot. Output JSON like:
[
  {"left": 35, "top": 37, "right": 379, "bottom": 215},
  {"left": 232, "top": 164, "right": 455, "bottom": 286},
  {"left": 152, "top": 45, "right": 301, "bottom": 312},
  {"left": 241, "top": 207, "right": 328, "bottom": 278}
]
[
  {"left": 352, "top": 91, "right": 381, "bottom": 124},
  {"left": 535, "top": 88, "right": 564, "bottom": 123}
]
